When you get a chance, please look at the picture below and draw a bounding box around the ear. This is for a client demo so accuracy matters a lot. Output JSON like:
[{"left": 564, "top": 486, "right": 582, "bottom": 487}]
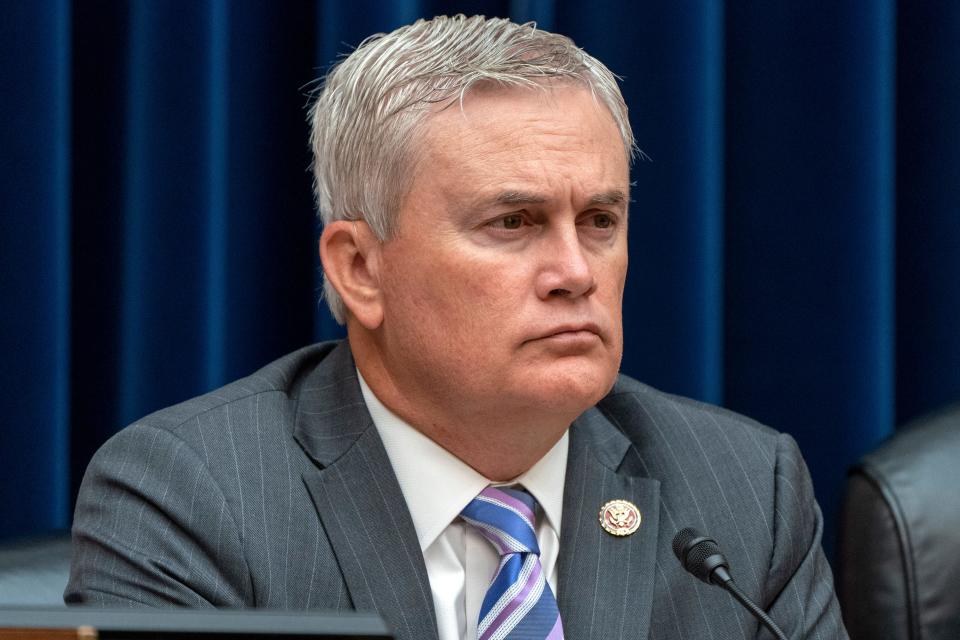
[{"left": 319, "top": 220, "right": 384, "bottom": 330}]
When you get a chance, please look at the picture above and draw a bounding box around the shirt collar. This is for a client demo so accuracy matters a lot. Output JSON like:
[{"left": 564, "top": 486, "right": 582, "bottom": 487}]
[{"left": 357, "top": 370, "right": 568, "bottom": 551}]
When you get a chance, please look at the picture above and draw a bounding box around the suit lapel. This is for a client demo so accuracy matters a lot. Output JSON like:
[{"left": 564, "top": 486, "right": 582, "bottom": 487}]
[
  {"left": 557, "top": 406, "right": 661, "bottom": 640},
  {"left": 294, "top": 343, "right": 439, "bottom": 640}
]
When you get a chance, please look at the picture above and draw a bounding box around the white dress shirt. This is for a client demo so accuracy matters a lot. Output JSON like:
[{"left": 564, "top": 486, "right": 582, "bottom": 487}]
[{"left": 357, "top": 372, "right": 568, "bottom": 640}]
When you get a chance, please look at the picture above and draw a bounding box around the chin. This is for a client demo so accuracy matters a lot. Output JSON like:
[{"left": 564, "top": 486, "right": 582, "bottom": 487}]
[{"left": 523, "top": 361, "right": 618, "bottom": 415}]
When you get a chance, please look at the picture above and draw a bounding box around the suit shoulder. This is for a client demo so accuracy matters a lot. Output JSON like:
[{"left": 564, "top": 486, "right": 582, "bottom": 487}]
[
  {"left": 597, "top": 373, "right": 781, "bottom": 451},
  {"left": 80, "top": 342, "right": 352, "bottom": 534},
  {"left": 89, "top": 341, "right": 350, "bottom": 469}
]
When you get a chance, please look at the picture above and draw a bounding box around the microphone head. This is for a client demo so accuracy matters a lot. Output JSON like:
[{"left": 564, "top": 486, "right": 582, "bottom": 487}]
[{"left": 672, "top": 527, "right": 730, "bottom": 584}]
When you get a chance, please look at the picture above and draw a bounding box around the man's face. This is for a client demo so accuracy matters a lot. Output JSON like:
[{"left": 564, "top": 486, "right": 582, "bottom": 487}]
[{"left": 375, "top": 84, "right": 629, "bottom": 424}]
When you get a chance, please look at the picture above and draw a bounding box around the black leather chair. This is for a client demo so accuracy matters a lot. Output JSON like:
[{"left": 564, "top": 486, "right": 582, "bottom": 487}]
[{"left": 838, "top": 402, "right": 960, "bottom": 640}]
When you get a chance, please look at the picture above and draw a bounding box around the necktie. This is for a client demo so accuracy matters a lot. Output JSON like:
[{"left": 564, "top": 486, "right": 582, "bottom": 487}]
[{"left": 460, "top": 486, "right": 564, "bottom": 640}]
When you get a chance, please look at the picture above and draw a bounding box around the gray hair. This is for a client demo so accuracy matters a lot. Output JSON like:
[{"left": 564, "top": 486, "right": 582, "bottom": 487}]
[{"left": 309, "top": 14, "right": 636, "bottom": 323}]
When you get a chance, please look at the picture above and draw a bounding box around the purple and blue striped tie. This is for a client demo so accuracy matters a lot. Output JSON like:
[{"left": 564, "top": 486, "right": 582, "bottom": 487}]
[{"left": 460, "top": 486, "right": 564, "bottom": 640}]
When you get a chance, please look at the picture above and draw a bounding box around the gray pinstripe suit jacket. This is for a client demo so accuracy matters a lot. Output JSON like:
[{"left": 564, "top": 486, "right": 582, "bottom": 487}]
[{"left": 66, "top": 340, "right": 847, "bottom": 639}]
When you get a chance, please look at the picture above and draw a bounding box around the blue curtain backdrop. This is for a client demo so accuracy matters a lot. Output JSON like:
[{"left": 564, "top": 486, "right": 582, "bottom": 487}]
[{"left": 3, "top": 2, "right": 959, "bottom": 562}]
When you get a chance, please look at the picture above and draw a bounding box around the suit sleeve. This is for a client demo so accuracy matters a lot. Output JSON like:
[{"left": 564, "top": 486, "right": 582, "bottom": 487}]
[
  {"left": 762, "top": 433, "right": 848, "bottom": 639},
  {"left": 65, "top": 423, "right": 252, "bottom": 607}
]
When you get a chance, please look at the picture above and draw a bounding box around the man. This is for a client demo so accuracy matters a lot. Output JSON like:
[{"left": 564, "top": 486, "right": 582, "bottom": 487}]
[{"left": 67, "top": 15, "right": 848, "bottom": 640}]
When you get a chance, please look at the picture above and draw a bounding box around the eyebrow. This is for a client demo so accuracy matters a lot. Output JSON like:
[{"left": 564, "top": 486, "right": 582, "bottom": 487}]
[
  {"left": 587, "top": 190, "right": 627, "bottom": 206},
  {"left": 494, "top": 191, "right": 547, "bottom": 205},
  {"left": 488, "top": 189, "right": 627, "bottom": 207}
]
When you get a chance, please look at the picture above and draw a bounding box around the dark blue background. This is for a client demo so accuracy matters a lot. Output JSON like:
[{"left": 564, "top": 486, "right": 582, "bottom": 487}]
[{"left": 3, "top": 1, "right": 959, "bottom": 563}]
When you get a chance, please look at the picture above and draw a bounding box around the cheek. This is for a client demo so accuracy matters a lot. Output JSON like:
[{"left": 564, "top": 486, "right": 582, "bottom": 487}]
[
  {"left": 382, "top": 248, "right": 513, "bottom": 339},
  {"left": 592, "top": 248, "right": 628, "bottom": 298},
  {"left": 431, "top": 268, "right": 522, "bottom": 349},
  {"left": 610, "top": 248, "right": 629, "bottom": 295}
]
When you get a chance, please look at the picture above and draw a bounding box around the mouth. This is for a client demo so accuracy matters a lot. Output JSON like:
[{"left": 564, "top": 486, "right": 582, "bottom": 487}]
[{"left": 528, "top": 322, "right": 603, "bottom": 343}]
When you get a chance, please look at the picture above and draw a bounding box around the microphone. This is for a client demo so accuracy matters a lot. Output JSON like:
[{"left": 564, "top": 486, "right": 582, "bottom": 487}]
[{"left": 673, "top": 528, "right": 788, "bottom": 640}]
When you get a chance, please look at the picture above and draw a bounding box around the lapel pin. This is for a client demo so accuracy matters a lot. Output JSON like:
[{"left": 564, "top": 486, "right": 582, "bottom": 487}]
[{"left": 599, "top": 499, "right": 641, "bottom": 536}]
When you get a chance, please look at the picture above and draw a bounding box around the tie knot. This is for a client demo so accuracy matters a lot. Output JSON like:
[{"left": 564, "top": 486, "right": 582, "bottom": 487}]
[{"left": 460, "top": 486, "right": 540, "bottom": 556}]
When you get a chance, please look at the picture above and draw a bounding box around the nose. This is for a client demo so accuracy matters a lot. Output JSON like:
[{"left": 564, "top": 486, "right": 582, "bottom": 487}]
[{"left": 535, "top": 226, "right": 597, "bottom": 300}]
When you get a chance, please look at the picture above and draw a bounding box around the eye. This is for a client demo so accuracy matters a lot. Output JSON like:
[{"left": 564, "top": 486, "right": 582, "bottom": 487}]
[
  {"left": 487, "top": 213, "right": 526, "bottom": 230},
  {"left": 501, "top": 214, "right": 523, "bottom": 229},
  {"left": 592, "top": 213, "right": 614, "bottom": 229},
  {"left": 581, "top": 212, "right": 617, "bottom": 230}
]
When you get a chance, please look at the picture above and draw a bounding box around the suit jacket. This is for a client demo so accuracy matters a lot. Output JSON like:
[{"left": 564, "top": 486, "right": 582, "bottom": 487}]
[{"left": 66, "top": 340, "right": 847, "bottom": 639}]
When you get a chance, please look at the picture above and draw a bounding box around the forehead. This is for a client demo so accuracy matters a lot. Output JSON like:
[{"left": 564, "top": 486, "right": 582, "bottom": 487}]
[{"left": 408, "top": 84, "right": 629, "bottom": 204}]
